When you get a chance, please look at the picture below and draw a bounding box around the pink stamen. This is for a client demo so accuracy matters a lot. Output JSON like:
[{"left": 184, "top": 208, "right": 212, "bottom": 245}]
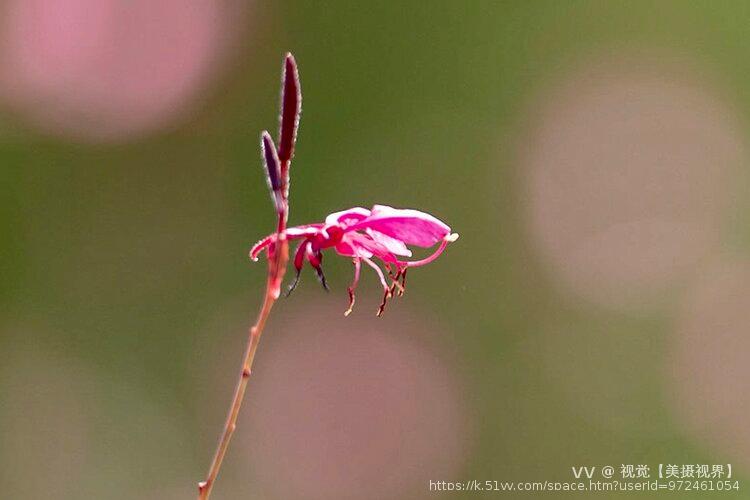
[
  {"left": 362, "top": 256, "right": 389, "bottom": 291},
  {"left": 386, "top": 265, "right": 405, "bottom": 295},
  {"left": 344, "top": 257, "right": 361, "bottom": 316}
]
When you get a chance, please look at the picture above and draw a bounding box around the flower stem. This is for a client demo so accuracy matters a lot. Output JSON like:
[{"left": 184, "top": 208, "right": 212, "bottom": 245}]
[{"left": 198, "top": 228, "right": 288, "bottom": 500}]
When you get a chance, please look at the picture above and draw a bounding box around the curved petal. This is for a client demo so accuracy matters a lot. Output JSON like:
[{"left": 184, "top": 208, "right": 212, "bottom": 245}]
[
  {"left": 365, "top": 228, "right": 412, "bottom": 257},
  {"left": 249, "top": 233, "right": 275, "bottom": 260},
  {"left": 286, "top": 223, "right": 325, "bottom": 237},
  {"left": 334, "top": 235, "right": 373, "bottom": 259},
  {"left": 349, "top": 205, "right": 451, "bottom": 248},
  {"left": 249, "top": 224, "right": 323, "bottom": 261},
  {"left": 335, "top": 232, "right": 402, "bottom": 262},
  {"left": 324, "top": 207, "right": 371, "bottom": 228}
]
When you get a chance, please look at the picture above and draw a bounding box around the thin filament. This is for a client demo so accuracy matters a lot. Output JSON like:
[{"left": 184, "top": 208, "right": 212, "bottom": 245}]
[
  {"left": 344, "top": 258, "right": 362, "bottom": 316},
  {"left": 362, "top": 256, "right": 389, "bottom": 291}
]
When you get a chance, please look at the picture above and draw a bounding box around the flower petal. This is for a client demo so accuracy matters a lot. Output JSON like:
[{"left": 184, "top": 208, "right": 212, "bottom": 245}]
[
  {"left": 249, "top": 234, "right": 275, "bottom": 260},
  {"left": 337, "top": 232, "right": 403, "bottom": 263},
  {"left": 334, "top": 234, "right": 373, "bottom": 259},
  {"left": 249, "top": 224, "right": 322, "bottom": 261},
  {"left": 365, "top": 228, "right": 412, "bottom": 257},
  {"left": 349, "top": 205, "right": 451, "bottom": 247},
  {"left": 286, "top": 224, "right": 324, "bottom": 238},
  {"left": 325, "top": 207, "right": 371, "bottom": 228}
]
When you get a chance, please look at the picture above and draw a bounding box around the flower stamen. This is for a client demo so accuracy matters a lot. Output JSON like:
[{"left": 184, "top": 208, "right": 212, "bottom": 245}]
[
  {"left": 385, "top": 264, "right": 405, "bottom": 296},
  {"left": 286, "top": 240, "right": 309, "bottom": 296},
  {"left": 362, "top": 256, "right": 393, "bottom": 316},
  {"left": 306, "top": 245, "right": 329, "bottom": 291},
  {"left": 344, "top": 258, "right": 361, "bottom": 316},
  {"left": 399, "top": 268, "right": 407, "bottom": 296},
  {"left": 362, "top": 256, "right": 389, "bottom": 291},
  {"left": 377, "top": 288, "right": 391, "bottom": 317}
]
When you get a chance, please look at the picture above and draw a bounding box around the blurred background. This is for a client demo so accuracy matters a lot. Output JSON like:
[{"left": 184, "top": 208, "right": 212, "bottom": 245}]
[{"left": 2, "top": 1, "right": 750, "bottom": 499}]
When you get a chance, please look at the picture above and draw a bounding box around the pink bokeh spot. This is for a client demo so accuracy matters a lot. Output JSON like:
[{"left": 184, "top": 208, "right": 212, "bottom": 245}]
[
  {"left": 227, "top": 302, "right": 472, "bottom": 500},
  {"left": 522, "top": 55, "right": 741, "bottom": 311},
  {"left": 0, "top": 0, "right": 240, "bottom": 141},
  {"left": 667, "top": 258, "right": 750, "bottom": 473}
]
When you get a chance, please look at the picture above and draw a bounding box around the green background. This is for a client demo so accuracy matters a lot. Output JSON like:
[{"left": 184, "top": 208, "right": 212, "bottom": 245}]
[{"left": 2, "top": 2, "right": 749, "bottom": 498}]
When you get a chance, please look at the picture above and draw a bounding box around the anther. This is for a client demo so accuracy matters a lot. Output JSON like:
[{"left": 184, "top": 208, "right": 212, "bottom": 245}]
[
  {"left": 399, "top": 268, "right": 407, "bottom": 296},
  {"left": 377, "top": 288, "right": 391, "bottom": 317},
  {"left": 315, "top": 266, "right": 329, "bottom": 291},
  {"left": 344, "top": 287, "right": 356, "bottom": 316},
  {"left": 286, "top": 269, "right": 301, "bottom": 297}
]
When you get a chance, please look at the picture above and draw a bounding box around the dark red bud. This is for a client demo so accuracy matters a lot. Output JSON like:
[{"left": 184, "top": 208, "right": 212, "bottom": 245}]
[
  {"left": 278, "top": 53, "right": 301, "bottom": 165},
  {"left": 260, "top": 131, "right": 283, "bottom": 211}
]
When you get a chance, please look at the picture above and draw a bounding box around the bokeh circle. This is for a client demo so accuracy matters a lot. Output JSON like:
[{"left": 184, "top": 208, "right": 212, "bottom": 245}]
[{"left": 522, "top": 55, "right": 743, "bottom": 310}]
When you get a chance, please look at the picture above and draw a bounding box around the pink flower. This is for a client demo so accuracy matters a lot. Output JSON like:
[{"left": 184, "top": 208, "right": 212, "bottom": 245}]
[{"left": 250, "top": 204, "right": 459, "bottom": 316}]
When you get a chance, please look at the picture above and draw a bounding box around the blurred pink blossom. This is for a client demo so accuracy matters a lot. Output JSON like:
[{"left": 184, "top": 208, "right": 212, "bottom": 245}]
[
  {"left": 0, "top": 0, "right": 243, "bottom": 141},
  {"left": 223, "top": 301, "right": 472, "bottom": 500},
  {"left": 522, "top": 55, "right": 740, "bottom": 311}
]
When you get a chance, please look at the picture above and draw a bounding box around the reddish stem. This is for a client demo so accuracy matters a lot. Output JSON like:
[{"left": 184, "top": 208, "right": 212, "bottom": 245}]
[
  {"left": 198, "top": 52, "right": 299, "bottom": 499},
  {"left": 197, "top": 218, "right": 288, "bottom": 500}
]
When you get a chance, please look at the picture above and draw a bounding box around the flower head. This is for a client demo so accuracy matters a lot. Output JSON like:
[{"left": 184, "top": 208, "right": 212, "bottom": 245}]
[
  {"left": 251, "top": 204, "right": 459, "bottom": 316},
  {"left": 250, "top": 53, "right": 457, "bottom": 316}
]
